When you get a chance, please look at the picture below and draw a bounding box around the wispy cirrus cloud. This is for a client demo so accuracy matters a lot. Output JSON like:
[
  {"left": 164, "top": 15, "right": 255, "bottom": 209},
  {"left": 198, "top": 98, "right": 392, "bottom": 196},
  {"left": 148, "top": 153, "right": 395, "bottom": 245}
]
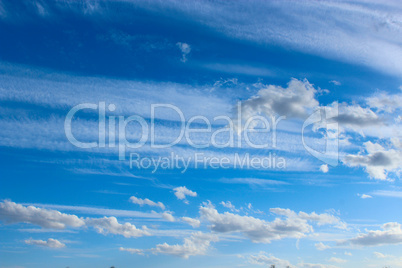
[
  {"left": 24, "top": 203, "right": 162, "bottom": 219},
  {"left": 135, "top": 0, "right": 402, "bottom": 76},
  {"left": 343, "top": 141, "right": 402, "bottom": 180},
  {"left": 202, "top": 63, "right": 276, "bottom": 77},
  {"left": 370, "top": 190, "right": 402, "bottom": 198}
]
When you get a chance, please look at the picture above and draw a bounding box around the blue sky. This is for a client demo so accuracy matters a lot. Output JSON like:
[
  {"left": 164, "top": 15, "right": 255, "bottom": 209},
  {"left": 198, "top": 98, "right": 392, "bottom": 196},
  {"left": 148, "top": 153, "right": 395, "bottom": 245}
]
[{"left": 0, "top": 1, "right": 402, "bottom": 268}]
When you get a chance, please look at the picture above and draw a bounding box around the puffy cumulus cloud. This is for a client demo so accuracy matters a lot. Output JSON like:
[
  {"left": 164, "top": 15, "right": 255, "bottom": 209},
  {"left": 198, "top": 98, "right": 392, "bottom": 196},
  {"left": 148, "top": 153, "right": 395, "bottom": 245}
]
[
  {"left": 153, "top": 232, "right": 218, "bottom": 259},
  {"left": 162, "top": 212, "right": 175, "bottom": 222},
  {"left": 320, "top": 164, "right": 329, "bottom": 173},
  {"left": 234, "top": 79, "right": 318, "bottom": 132},
  {"left": 85, "top": 216, "right": 150, "bottom": 238},
  {"left": 319, "top": 102, "right": 383, "bottom": 135},
  {"left": 335, "top": 104, "right": 382, "bottom": 130},
  {"left": 176, "top": 42, "right": 191, "bottom": 62},
  {"left": 220, "top": 201, "right": 239, "bottom": 212},
  {"left": 120, "top": 232, "right": 218, "bottom": 259},
  {"left": 25, "top": 238, "right": 65, "bottom": 248},
  {"left": 199, "top": 203, "right": 344, "bottom": 243},
  {"left": 341, "top": 222, "right": 402, "bottom": 247},
  {"left": 343, "top": 141, "right": 402, "bottom": 180},
  {"left": 200, "top": 204, "right": 308, "bottom": 243},
  {"left": 270, "top": 208, "right": 345, "bottom": 228},
  {"left": 366, "top": 91, "right": 402, "bottom": 113},
  {"left": 232, "top": 79, "right": 387, "bottom": 137},
  {"left": 129, "top": 196, "right": 165, "bottom": 210},
  {"left": 315, "top": 242, "right": 331, "bottom": 251},
  {"left": 119, "top": 247, "right": 144, "bottom": 255},
  {"left": 0, "top": 200, "right": 85, "bottom": 229},
  {"left": 248, "top": 252, "right": 293, "bottom": 267},
  {"left": 181, "top": 217, "right": 201, "bottom": 228},
  {"left": 173, "top": 186, "right": 197, "bottom": 204}
]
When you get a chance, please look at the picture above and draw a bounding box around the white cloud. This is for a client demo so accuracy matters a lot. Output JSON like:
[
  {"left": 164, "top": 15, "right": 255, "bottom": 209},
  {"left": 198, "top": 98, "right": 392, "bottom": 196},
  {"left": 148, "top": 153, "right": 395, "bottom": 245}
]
[
  {"left": 371, "top": 190, "right": 402, "bottom": 198},
  {"left": 325, "top": 102, "right": 383, "bottom": 134},
  {"left": 129, "top": 196, "right": 165, "bottom": 210},
  {"left": 358, "top": 194, "right": 372, "bottom": 199},
  {"left": 220, "top": 201, "right": 239, "bottom": 212},
  {"left": 153, "top": 232, "right": 218, "bottom": 259},
  {"left": 373, "top": 252, "right": 392, "bottom": 259},
  {"left": 329, "top": 80, "right": 341, "bottom": 86},
  {"left": 162, "top": 212, "right": 175, "bottom": 222},
  {"left": 329, "top": 257, "right": 347, "bottom": 264},
  {"left": 343, "top": 141, "right": 402, "bottom": 180},
  {"left": 0, "top": 64, "right": 231, "bottom": 125},
  {"left": 120, "top": 232, "right": 218, "bottom": 259},
  {"left": 341, "top": 222, "right": 402, "bottom": 246},
  {"left": 173, "top": 186, "right": 197, "bottom": 203},
  {"left": 0, "top": 200, "right": 85, "bottom": 229},
  {"left": 344, "top": 251, "right": 352, "bottom": 256},
  {"left": 366, "top": 91, "right": 402, "bottom": 113},
  {"left": 85, "top": 216, "right": 150, "bottom": 238},
  {"left": 181, "top": 217, "right": 201, "bottom": 228},
  {"left": 0, "top": 0, "right": 6, "bottom": 19},
  {"left": 199, "top": 202, "right": 344, "bottom": 243},
  {"left": 315, "top": 242, "right": 331, "bottom": 251},
  {"left": 176, "top": 42, "right": 191, "bottom": 62},
  {"left": 202, "top": 63, "right": 275, "bottom": 77},
  {"left": 270, "top": 208, "right": 344, "bottom": 227},
  {"left": 0, "top": 201, "right": 157, "bottom": 239},
  {"left": 248, "top": 252, "right": 293, "bottom": 267},
  {"left": 24, "top": 203, "right": 161, "bottom": 219},
  {"left": 229, "top": 79, "right": 396, "bottom": 152},
  {"left": 35, "top": 2, "right": 48, "bottom": 17},
  {"left": 119, "top": 247, "right": 144, "bottom": 255},
  {"left": 21, "top": 1, "right": 402, "bottom": 76},
  {"left": 234, "top": 79, "right": 318, "bottom": 132},
  {"left": 201, "top": 204, "right": 307, "bottom": 243},
  {"left": 25, "top": 238, "right": 65, "bottom": 248},
  {"left": 320, "top": 164, "right": 329, "bottom": 173}
]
